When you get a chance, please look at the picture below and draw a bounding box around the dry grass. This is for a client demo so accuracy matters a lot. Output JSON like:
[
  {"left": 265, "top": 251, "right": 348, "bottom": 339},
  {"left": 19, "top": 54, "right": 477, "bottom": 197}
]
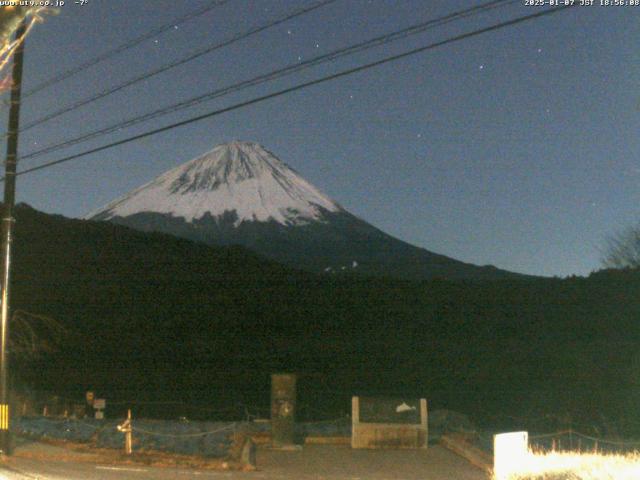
[{"left": 498, "top": 449, "right": 640, "bottom": 480}]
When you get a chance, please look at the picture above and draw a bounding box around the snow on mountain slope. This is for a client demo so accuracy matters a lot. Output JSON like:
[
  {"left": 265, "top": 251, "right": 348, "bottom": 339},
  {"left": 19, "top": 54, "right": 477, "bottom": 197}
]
[
  {"left": 87, "top": 141, "right": 342, "bottom": 226},
  {"left": 87, "top": 140, "right": 529, "bottom": 281}
]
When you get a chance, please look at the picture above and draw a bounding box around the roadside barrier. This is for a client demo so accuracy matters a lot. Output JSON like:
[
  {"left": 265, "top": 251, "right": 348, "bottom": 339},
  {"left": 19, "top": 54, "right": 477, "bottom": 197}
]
[
  {"left": 529, "top": 429, "right": 640, "bottom": 454},
  {"left": 15, "top": 416, "right": 238, "bottom": 457}
]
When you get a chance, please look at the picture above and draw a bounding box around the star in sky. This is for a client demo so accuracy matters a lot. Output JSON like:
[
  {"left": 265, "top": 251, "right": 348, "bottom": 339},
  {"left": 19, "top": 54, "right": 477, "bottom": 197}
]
[{"left": 16, "top": 0, "right": 632, "bottom": 278}]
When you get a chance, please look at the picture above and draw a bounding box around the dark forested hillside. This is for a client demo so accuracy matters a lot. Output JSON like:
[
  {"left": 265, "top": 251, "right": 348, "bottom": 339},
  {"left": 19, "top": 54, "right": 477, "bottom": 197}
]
[{"left": 8, "top": 204, "right": 640, "bottom": 432}]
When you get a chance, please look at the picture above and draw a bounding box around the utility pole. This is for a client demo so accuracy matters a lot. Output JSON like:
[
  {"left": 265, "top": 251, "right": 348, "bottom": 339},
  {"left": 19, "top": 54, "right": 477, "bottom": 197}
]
[{"left": 0, "top": 18, "right": 27, "bottom": 455}]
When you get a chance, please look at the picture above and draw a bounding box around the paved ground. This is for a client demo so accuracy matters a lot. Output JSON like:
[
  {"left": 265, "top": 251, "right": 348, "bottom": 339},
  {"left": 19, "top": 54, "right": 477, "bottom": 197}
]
[
  {"left": 255, "top": 444, "right": 489, "bottom": 480},
  {"left": 0, "top": 440, "right": 489, "bottom": 479}
]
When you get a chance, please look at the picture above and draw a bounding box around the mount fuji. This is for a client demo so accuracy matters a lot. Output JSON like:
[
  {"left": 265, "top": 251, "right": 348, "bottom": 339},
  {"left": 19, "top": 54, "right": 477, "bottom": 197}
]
[{"left": 88, "top": 141, "right": 523, "bottom": 280}]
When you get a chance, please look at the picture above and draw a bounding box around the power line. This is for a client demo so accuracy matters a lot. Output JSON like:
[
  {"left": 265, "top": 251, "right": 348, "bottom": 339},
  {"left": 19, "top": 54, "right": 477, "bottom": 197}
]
[
  {"left": 12, "top": 5, "right": 576, "bottom": 179},
  {"left": 15, "top": 0, "right": 338, "bottom": 134},
  {"left": 11, "top": 0, "right": 231, "bottom": 102},
  {"left": 20, "top": 0, "right": 519, "bottom": 162}
]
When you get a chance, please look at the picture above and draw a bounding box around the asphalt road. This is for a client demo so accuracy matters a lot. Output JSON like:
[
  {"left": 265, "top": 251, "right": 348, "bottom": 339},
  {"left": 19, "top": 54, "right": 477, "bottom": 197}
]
[
  {"left": 0, "top": 458, "right": 249, "bottom": 479},
  {"left": 0, "top": 444, "right": 489, "bottom": 480}
]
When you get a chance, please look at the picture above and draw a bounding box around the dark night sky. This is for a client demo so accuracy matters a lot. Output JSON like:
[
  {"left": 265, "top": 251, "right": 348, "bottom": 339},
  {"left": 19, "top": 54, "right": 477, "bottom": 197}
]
[{"left": 3, "top": 0, "right": 638, "bottom": 277}]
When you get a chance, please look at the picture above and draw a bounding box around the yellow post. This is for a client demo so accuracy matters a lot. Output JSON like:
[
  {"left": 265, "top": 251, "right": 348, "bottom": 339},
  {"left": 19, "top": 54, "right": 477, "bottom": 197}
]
[{"left": 126, "top": 409, "right": 132, "bottom": 455}]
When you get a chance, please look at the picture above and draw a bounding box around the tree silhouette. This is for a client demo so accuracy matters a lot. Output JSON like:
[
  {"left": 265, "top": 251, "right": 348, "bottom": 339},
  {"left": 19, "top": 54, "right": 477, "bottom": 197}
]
[
  {"left": 10, "top": 310, "right": 67, "bottom": 360},
  {"left": 602, "top": 225, "right": 640, "bottom": 269}
]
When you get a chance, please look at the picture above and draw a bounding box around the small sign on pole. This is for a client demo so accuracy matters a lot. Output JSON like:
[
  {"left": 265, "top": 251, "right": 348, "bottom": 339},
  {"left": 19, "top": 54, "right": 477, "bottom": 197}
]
[{"left": 93, "top": 398, "right": 106, "bottom": 419}]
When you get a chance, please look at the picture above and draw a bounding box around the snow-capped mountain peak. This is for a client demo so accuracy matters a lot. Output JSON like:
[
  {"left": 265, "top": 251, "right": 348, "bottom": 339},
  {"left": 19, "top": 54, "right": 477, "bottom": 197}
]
[
  {"left": 88, "top": 141, "right": 342, "bottom": 226},
  {"left": 88, "top": 141, "right": 526, "bottom": 281}
]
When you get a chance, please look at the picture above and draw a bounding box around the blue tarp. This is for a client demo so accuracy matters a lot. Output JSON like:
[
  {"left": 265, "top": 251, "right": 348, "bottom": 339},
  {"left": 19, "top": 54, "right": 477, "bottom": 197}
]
[
  {"left": 15, "top": 409, "right": 462, "bottom": 456},
  {"left": 15, "top": 416, "right": 235, "bottom": 457}
]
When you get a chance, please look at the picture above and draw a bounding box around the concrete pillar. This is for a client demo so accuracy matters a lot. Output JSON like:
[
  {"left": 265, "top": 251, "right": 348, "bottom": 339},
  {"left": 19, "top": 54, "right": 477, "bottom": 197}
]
[{"left": 271, "top": 373, "right": 296, "bottom": 447}]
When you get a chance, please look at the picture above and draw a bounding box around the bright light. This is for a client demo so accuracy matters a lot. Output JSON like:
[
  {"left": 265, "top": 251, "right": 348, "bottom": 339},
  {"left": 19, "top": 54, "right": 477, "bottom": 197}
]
[
  {"left": 493, "top": 431, "right": 529, "bottom": 480},
  {"left": 503, "top": 450, "right": 640, "bottom": 480},
  {"left": 492, "top": 431, "right": 640, "bottom": 479},
  {"left": 0, "top": 7, "right": 47, "bottom": 79}
]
